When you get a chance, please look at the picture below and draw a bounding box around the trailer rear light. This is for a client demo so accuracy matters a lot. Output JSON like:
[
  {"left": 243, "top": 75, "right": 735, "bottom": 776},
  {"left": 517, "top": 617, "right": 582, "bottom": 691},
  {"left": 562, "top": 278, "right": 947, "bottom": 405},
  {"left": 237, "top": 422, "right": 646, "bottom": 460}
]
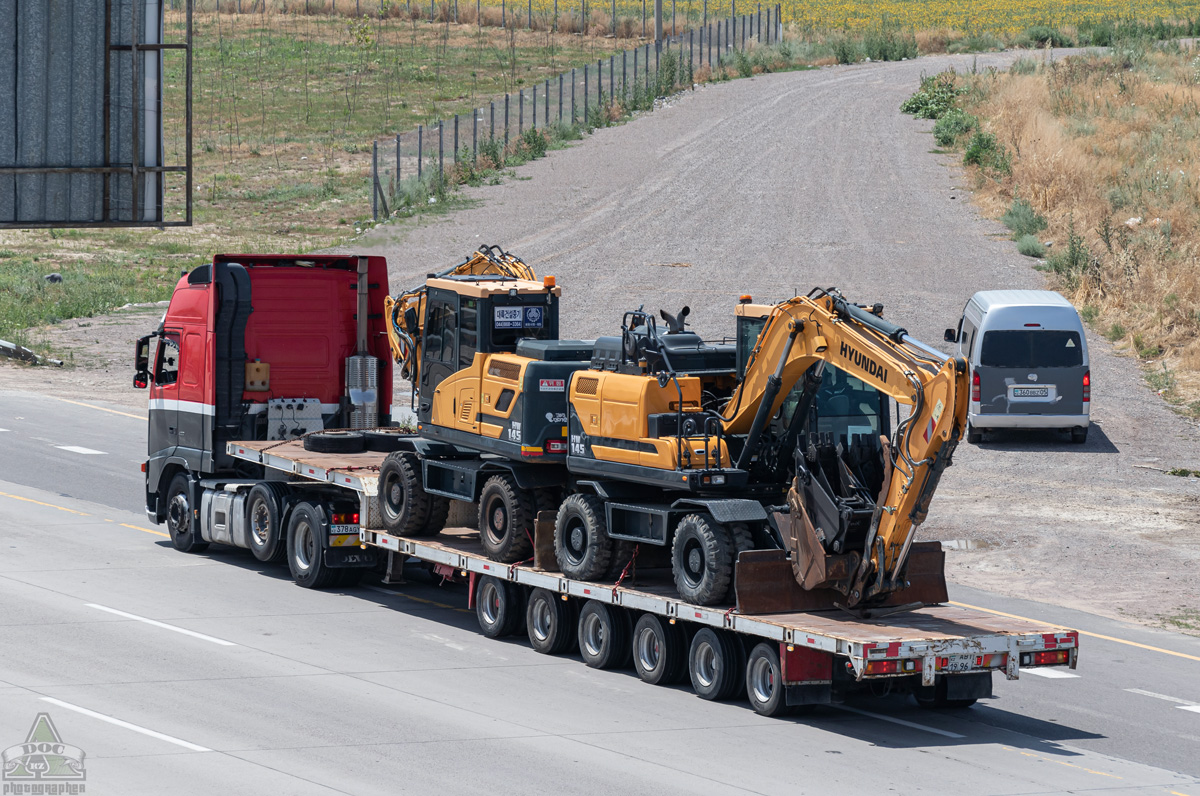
[
  {"left": 1082, "top": 370, "right": 1090, "bottom": 402},
  {"left": 971, "top": 370, "right": 980, "bottom": 402},
  {"left": 140, "top": 462, "right": 147, "bottom": 473},
  {"left": 865, "top": 660, "right": 899, "bottom": 675},
  {"left": 546, "top": 439, "right": 567, "bottom": 454},
  {"left": 331, "top": 512, "right": 360, "bottom": 525},
  {"left": 1029, "top": 649, "right": 1070, "bottom": 666}
]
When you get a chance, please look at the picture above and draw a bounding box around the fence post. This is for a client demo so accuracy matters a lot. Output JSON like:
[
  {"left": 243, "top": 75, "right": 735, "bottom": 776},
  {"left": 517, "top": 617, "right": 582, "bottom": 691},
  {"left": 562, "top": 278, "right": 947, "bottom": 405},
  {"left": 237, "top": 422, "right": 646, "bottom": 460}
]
[
  {"left": 671, "top": 0, "right": 675, "bottom": 35},
  {"left": 633, "top": 47, "right": 638, "bottom": 98},
  {"left": 571, "top": 68, "right": 576, "bottom": 124},
  {"left": 372, "top": 140, "right": 378, "bottom": 220},
  {"left": 532, "top": 85, "right": 537, "bottom": 130},
  {"left": 622, "top": 50, "right": 627, "bottom": 100},
  {"left": 490, "top": 101, "right": 495, "bottom": 141},
  {"left": 502, "top": 0, "right": 506, "bottom": 26},
  {"left": 473, "top": 110, "right": 478, "bottom": 160},
  {"left": 528, "top": 0, "right": 531, "bottom": 28},
  {"left": 545, "top": 79, "right": 550, "bottom": 126},
  {"left": 519, "top": 89, "right": 524, "bottom": 135},
  {"left": 597, "top": 59, "right": 603, "bottom": 108},
  {"left": 715, "top": 21, "right": 720, "bottom": 64},
  {"left": 454, "top": 114, "right": 460, "bottom": 162},
  {"left": 689, "top": 29, "right": 693, "bottom": 84},
  {"left": 702, "top": 0, "right": 706, "bottom": 28},
  {"left": 559, "top": 74, "right": 564, "bottom": 124},
  {"left": 583, "top": 65, "right": 589, "bottom": 125},
  {"left": 611, "top": 0, "right": 615, "bottom": 36},
  {"left": 642, "top": 0, "right": 646, "bottom": 38},
  {"left": 554, "top": 0, "right": 558, "bottom": 30},
  {"left": 417, "top": 125, "right": 423, "bottom": 181},
  {"left": 645, "top": 43, "right": 650, "bottom": 92},
  {"left": 766, "top": 7, "right": 770, "bottom": 43},
  {"left": 395, "top": 134, "right": 401, "bottom": 193},
  {"left": 609, "top": 56, "right": 614, "bottom": 106},
  {"left": 505, "top": 93, "right": 510, "bottom": 147},
  {"left": 438, "top": 120, "right": 444, "bottom": 180}
]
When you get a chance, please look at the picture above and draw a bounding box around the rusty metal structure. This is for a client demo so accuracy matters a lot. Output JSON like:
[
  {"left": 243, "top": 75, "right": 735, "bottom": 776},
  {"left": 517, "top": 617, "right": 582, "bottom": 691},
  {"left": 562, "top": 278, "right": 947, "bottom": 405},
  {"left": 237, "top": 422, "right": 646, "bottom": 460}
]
[{"left": 0, "top": 0, "right": 192, "bottom": 228}]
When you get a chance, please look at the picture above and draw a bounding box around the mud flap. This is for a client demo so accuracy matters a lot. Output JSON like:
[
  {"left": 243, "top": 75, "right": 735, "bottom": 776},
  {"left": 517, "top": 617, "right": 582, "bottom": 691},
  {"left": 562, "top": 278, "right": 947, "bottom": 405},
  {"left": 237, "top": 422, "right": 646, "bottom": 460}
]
[{"left": 534, "top": 509, "right": 559, "bottom": 572}]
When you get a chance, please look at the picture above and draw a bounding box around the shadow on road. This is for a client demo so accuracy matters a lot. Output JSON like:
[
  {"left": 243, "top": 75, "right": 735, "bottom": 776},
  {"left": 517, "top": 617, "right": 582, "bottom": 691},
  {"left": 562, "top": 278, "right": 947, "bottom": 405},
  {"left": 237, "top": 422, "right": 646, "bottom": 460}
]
[{"left": 970, "top": 421, "right": 1119, "bottom": 454}]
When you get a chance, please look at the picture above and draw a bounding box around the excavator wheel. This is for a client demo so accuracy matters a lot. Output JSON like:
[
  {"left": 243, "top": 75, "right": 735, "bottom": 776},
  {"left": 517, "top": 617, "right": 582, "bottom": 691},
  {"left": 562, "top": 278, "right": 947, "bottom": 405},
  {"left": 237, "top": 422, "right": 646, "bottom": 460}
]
[
  {"left": 378, "top": 452, "right": 438, "bottom": 537},
  {"left": 478, "top": 475, "right": 535, "bottom": 563},
  {"left": 554, "top": 494, "right": 615, "bottom": 581},
  {"left": 724, "top": 522, "right": 755, "bottom": 603},
  {"left": 671, "top": 514, "right": 735, "bottom": 606}
]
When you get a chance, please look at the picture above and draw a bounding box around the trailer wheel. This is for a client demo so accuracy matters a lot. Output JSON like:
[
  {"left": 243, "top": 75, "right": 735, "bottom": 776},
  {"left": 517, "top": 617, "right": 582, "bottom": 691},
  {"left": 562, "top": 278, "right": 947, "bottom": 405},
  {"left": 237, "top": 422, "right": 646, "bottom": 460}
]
[
  {"left": 476, "top": 575, "right": 523, "bottom": 638},
  {"left": 526, "top": 588, "right": 576, "bottom": 655},
  {"left": 165, "top": 472, "right": 208, "bottom": 553},
  {"left": 632, "top": 614, "right": 688, "bottom": 685},
  {"left": 246, "top": 483, "right": 288, "bottom": 563},
  {"left": 554, "top": 494, "right": 614, "bottom": 580},
  {"left": 746, "top": 642, "right": 792, "bottom": 717},
  {"left": 303, "top": 430, "right": 365, "bottom": 454},
  {"left": 672, "top": 514, "right": 734, "bottom": 606},
  {"left": 688, "top": 628, "right": 746, "bottom": 701},
  {"left": 577, "top": 602, "right": 631, "bottom": 670},
  {"left": 287, "top": 502, "right": 339, "bottom": 589},
  {"left": 378, "top": 452, "right": 438, "bottom": 537},
  {"left": 478, "top": 475, "right": 534, "bottom": 563},
  {"left": 914, "top": 678, "right": 977, "bottom": 710}
]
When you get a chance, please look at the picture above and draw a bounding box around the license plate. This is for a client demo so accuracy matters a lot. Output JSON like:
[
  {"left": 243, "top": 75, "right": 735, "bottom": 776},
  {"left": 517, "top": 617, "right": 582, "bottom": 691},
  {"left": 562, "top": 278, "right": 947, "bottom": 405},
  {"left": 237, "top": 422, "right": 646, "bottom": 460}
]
[
  {"left": 940, "top": 654, "right": 975, "bottom": 673},
  {"left": 330, "top": 524, "right": 359, "bottom": 534},
  {"left": 1012, "top": 387, "right": 1048, "bottom": 398}
]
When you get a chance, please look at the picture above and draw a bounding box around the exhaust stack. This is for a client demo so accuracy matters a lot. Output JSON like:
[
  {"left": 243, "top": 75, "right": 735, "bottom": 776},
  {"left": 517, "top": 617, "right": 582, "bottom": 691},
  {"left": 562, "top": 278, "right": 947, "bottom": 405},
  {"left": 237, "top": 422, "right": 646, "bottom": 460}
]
[{"left": 346, "top": 256, "right": 379, "bottom": 429}]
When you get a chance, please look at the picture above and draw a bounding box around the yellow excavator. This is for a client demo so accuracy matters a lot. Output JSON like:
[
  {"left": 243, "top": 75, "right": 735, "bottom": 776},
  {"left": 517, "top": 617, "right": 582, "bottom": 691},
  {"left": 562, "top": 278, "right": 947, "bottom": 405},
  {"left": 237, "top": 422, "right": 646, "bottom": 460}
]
[{"left": 381, "top": 249, "right": 967, "bottom": 612}]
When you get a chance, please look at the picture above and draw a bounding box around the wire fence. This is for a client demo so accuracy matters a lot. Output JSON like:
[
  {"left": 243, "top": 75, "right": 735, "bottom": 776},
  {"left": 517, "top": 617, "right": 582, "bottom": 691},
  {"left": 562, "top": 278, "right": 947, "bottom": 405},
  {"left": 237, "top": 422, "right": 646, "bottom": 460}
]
[{"left": 368, "top": 5, "right": 781, "bottom": 219}]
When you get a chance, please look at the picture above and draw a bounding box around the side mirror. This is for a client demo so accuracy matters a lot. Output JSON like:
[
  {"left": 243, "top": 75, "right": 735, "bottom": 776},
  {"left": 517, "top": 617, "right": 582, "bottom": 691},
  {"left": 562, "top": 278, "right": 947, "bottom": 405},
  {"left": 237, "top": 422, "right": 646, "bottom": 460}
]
[
  {"left": 133, "top": 334, "right": 152, "bottom": 388},
  {"left": 943, "top": 328, "right": 958, "bottom": 343}
]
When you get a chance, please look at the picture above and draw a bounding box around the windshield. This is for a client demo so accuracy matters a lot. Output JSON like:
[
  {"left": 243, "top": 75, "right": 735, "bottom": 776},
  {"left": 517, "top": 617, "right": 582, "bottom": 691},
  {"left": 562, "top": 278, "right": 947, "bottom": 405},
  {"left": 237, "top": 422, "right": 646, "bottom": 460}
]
[
  {"left": 981, "top": 330, "right": 1083, "bottom": 368},
  {"left": 777, "top": 366, "right": 885, "bottom": 440}
]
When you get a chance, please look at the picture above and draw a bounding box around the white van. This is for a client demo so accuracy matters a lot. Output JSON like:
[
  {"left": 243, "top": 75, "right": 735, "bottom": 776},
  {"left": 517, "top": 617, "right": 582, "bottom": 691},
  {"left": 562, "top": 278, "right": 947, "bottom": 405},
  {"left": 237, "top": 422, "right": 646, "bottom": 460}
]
[{"left": 945, "top": 290, "right": 1090, "bottom": 444}]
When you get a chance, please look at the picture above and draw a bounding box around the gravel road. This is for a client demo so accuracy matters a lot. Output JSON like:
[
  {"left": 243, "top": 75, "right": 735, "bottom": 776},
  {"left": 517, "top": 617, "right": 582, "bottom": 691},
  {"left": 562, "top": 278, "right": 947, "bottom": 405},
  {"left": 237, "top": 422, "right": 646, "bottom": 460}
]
[{"left": 7, "top": 50, "right": 1198, "bottom": 626}]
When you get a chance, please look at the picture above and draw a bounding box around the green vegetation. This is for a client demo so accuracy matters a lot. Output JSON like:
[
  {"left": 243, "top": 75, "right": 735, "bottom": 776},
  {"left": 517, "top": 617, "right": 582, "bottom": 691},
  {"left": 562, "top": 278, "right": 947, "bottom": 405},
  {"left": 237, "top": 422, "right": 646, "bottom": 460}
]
[
  {"left": 933, "top": 108, "right": 976, "bottom": 146},
  {"left": 900, "top": 73, "right": 961, "bottom": 119},
  {"left": 962, "top": 131, "right": 1010, "bottom": 175},
  {"left": 1015, "top": 234, "right": 1046, "bottom": 257}
]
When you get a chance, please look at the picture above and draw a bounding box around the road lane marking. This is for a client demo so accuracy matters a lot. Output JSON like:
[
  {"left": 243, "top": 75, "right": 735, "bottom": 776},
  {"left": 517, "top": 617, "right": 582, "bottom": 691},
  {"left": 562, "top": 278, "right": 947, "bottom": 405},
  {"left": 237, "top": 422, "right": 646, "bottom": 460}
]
[
  {"left": 55, "top": 445, "right": 107, "bottom": 455},
  {"left": 949, "top": 600, "right": 1200, "bottom": 663},
  {"left": 40, "top": 697, "right": 210, "bottom": 752},
  {"left": 0, "top": 428, "right": 8, "bottom": 432},
  {"left": 1178, "top": 706, "right": 1200, "bottom": 714},
  {"left": 120, "top": 522, "right": 170, "bottom": 538},
  {"left": 86, "top": 604, "right": 237, "bottom": 647},
  {"left": 1022, "top": 668, "right": 1080, "bottom": 679},
  {"left": 830, "top": 705, "right": 966, "bottom": 738},
  {"left": 365, "top": 584, "right": 472, "bottom": 614},
  {"left": 1001, "top": 746, "right": 1121, "bottom": 779},
  {"left": 0, "top": 490, "right": 91, "bottom": 516},
  {"left": 55, "top": 397, "right": 147, "bottom": 420},
  {"left": 1126, "top": 689, "right": 1197, "bottom": 706}
]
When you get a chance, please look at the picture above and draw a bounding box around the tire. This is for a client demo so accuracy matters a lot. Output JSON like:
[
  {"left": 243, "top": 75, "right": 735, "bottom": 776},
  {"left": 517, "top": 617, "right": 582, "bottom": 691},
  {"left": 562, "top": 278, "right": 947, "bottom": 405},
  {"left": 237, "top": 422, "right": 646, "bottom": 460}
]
[
  {"left": 746, "top": 642, "right": 792, "bottom": 717},
  {"left": 689, "top": 628, "right": 746, "bottom": 701},
  {"left": 554, "top": 494, "right": 615, "bottom": 580},
  {"left": 246, "top": 483, "right": 288, "bottom": 563},
  {"left": 476, "top": 575, "right": 524, "bottom": 638},
  {"left": 478, "top": 475, "right": 535, "bottom": 563},
  {"left": 966, "top": 422, "right": 983, "bottom": 444},
  {"left": 337, "top": 566, "right": 366, "bottom": 588},
  {"left": 577, "top": 601, "right": 631, "bottom": 670},
  {"left": 632, "top": 614, "right": 688, "bottom": 685},
  {"left": 421, "top": 496, "right": 452, "bottom": 535},
  {"left": 364, "top": 429, "right": 409, "bottom": 452},
  {"left": 526, "top": 588, "right": 577, "bottom": 655},
  {"left": 303, "top": 430, "right": 365, "bottom": 454},
  {"left": 1071, "top": 426, "right": 1089, "bottom": 444},
  {"left": 287, "top": 502, "right": 339, "bottom": 589},
  {"left": 672, "top": 514, "right": 735, "bottom": 606},
  {"left": 378, "top": 452, "right": 437, "bottom": 537},
  {"left": 914, "top": 677, "right": 978, "bottom": 710},
  {"left": 165, "top": 472, "right": 208, "bottom": 553},
  {"left": 725, "top": 522, "right": 754, "bottom": 602}
]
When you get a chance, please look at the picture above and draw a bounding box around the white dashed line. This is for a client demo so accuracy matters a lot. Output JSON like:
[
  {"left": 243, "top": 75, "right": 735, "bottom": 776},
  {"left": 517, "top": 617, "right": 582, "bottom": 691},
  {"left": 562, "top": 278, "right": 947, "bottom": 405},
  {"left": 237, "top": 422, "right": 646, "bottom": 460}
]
[
  {"left": 832, "top": 705, "right": 966, "bottom": 738},
  {"left": 0, "top": 428, "right": 9, "bottom": 432},
  {"left": 1023, "top": 668, "right": 1081, "bottom": 679},
  {"left": 55, "top": 445, "right": 107, "bottom": 455},
  {"left": 40, "top": 697, "right": 211, "bottom": 752},
  {"left": 86, "top": 604, "right": 237, "bottom": 646},
  {"left": 1126, "top": 688, "right": 1197, "bottom": 707}
]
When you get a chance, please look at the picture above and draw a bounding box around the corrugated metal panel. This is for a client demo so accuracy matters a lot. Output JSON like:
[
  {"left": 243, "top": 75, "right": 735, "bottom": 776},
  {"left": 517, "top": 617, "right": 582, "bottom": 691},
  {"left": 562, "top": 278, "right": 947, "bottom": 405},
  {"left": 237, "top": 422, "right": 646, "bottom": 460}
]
[{"left": 0, "top": 0, "right": 164, "bottom": 225}]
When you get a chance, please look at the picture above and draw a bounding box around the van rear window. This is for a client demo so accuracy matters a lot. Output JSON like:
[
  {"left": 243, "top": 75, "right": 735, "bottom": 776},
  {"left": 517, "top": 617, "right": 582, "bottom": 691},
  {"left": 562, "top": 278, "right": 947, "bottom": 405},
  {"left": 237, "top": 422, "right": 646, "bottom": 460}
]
[{"left": 980, "top": 330, "right": 1083, "bottom": 368}]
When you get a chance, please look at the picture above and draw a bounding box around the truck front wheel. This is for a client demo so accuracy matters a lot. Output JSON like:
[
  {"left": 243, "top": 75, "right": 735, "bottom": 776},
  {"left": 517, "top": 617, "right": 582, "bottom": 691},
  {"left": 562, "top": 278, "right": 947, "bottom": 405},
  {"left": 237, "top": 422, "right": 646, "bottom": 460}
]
[
  {"left": 165, "top": 473, "right": 208, "bottom": 554},
  {"left": 287, "top": 502, "right": 339, "bottom": 589}
]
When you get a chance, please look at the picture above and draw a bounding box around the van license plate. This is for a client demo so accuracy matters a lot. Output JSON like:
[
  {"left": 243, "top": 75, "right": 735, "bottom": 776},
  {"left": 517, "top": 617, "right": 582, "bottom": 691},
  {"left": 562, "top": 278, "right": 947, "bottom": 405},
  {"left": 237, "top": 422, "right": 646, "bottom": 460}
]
[{"left": 1013, "top": 387, "right": 1048, "bottom": 398}]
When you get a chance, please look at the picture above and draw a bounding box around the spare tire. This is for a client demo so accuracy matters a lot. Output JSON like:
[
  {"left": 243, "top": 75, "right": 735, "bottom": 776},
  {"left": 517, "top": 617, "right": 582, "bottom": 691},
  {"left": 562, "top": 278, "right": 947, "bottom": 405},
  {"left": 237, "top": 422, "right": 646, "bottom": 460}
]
[
  {"left": 303, "top": 430, "right": 365, "bottom": 453},
  {"left": 363, "top": 429, "right": 410, "bottom": 453}
]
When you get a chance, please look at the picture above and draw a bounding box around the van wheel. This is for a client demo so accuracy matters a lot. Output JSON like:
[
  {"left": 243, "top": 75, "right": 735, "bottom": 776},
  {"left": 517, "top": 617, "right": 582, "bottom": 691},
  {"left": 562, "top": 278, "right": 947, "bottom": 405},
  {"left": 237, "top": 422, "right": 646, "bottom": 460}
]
[
  {"left": 287, "top": 502, "right": 339, "bottom": 589},
  {"left": 478, "top": 475, "right": 535, "bottom": 563},
  {"left": 165, "top": 473, "right": 208, "bottom": 553},
  {"left": 966, "top": 422, "right": 983, "bottom": 444},
  {"left": 672, "top": 514, "right": 734, "bottom": 606},
  {"left": 1071, "top": 426, "right": 1088, "bottom": 444},
  {"left": 246, "top": 483, "right": 288, "bottom": 563},
  {"left": 554, "top": 494, "right": 614, "bottom": 580}
]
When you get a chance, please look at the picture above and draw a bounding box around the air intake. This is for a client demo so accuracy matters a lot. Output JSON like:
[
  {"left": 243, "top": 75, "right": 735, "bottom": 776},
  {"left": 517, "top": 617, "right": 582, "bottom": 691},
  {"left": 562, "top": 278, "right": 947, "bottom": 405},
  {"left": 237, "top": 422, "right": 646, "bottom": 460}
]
[{"left": 345, "top": 355, "right": 379, "bottom": 429}]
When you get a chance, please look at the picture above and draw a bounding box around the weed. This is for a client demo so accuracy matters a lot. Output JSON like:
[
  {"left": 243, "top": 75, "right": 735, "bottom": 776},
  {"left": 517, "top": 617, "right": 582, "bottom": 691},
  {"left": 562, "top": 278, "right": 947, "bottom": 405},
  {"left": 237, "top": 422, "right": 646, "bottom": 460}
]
[
  {"left": 1016, "top": 234, "right": 1047, "bottom": 257},
  {"left": 1134, "top": 334, "right": 1164, "bottom": 360},
  {"left": 1106, "top": 322, "right": 1127, "bottom": 342},
  {"left": 863, "top": 27, "right": 918, "bottom": 61},
  {"left": 1002, "top": 198, "right": 1048, "bottom": 239},
  {"left": 831, "top": 36, "right": 861, "bottom": 65},
  {"left": 901, "top": 72, "right": 961, "bottom": 119},
  {"left": 1009, "top": 57, "right": 1039, "bottom": 76},
  {"left": 1080, "top": 305, "right": 1099, "bottom": 324},
  {"left": 963, "top": 131, "right": 1011, "bottom": 174},
  {"left": 1017, "top": 25, "right": 1074, "bottom": 48},
  {"left": 933, "top": 108, "right": 976, "bottom": 146}
]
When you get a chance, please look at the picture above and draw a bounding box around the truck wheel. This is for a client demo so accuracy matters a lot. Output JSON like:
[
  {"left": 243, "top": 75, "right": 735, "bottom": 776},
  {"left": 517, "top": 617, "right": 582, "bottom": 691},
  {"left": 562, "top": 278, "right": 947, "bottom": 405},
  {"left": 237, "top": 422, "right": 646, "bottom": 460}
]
[
  {"left": 287, "top": 502, "right": 339, "bottom": 589},
  {"left": 1071, "top": 426, "right": 1089, "bottom": 444},
  {"left": 672, "top": 514, "right": 734, "bottom": 606},
  {"left": 966, "top": 422, "right": 983, "bottom": 444},
  {"left": 914, "top": 678, "right": 977, "bottom": 710},
  {"left": 378, "top": 452, "right": 437, "bottom": 537},
  {"left": 632, "top": 614, "right": 688, "bottom": 685},
  {"left": 478, "top": 475, "right": 534, "bottom": 563},
  {"left": 476, "top": 575, "right": 523, "bottom": 638},
  {"left": 165, "top": 472, "right": 208, "bottom": 553},
  {"left": 746, "top": 642, "right": 792, "bottom": 717},
  {"left": 689, "top": 628, "right": 746, "bottom": 701},
  {"left": 526, "top": 588, "right": 577, "bottom": 655},
  {"left": 303, "top": 430, "right": 365, "bottom": 454},
  {"left": 554, "top": 494, "right": 614, "bottom": 580},
  {"left": 363, "top": 429, "right": 408, "bottom": 452},
  {"left": 578, "top": 602, "right": 631, "bottom": 670},
  {"left": 246, "top": 483, "right": 288, "bottom": 563}
]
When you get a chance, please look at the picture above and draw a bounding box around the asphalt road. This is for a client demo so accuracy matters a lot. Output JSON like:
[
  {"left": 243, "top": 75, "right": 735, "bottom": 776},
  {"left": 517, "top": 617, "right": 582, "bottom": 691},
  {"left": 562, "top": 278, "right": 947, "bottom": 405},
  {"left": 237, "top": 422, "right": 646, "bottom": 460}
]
[{"left": 4, "top": 382, "right": 1200, "bottom": 795}]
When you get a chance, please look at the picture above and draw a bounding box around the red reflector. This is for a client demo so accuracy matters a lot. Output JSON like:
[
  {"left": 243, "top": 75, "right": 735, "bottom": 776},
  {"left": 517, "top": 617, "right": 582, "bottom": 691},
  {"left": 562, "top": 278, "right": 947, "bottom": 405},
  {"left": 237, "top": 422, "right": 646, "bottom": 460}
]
[
  {"left": 971, "top": 370, "right": 981, "bottom": 403},
  {"left": 1033, "top": 649, "right": 1070, "bottom": 666},
  {"left": 1082, "top": 370, "right": 1090, "bottom": 402},
  {"left": 1023, "top": 323, "right": 1041, "bottom": 327},
  {"left": 864, "top": 660, "right": 899, "bottom": 675},
  {"left": 352, "top": 513, "right": 360, "bottom": 524},
  {"left": 140, "top": 462, "right": 147, "bottom": 473}
]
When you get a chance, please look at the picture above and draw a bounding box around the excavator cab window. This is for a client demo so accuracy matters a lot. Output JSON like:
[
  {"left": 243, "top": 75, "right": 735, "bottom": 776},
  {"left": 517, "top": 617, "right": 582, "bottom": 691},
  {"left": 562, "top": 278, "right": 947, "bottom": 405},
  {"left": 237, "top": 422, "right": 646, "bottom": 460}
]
[
  {"left": 485, "top": 296, "right": 555, "bottom": 352},
  {"left": 736, "top": 315, "right": 767, "bottom": 377},
  {"left": 813, "top": 368, "right": 885, "bottom": 440}
]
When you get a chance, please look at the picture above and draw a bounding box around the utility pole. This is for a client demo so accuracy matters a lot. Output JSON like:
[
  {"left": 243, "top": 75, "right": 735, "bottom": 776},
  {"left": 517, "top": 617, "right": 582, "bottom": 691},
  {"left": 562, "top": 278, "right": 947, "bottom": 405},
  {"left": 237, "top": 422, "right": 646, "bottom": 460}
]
[{"left": 654, "top": 0, "right": 662, "bottom": 41}]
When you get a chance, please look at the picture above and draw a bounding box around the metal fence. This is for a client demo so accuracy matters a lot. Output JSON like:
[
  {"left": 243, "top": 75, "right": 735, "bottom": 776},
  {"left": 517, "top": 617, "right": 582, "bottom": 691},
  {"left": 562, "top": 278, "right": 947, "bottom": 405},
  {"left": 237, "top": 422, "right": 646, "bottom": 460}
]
[{"left": 369, "top": 5, "right": 780, "bottom": 219}]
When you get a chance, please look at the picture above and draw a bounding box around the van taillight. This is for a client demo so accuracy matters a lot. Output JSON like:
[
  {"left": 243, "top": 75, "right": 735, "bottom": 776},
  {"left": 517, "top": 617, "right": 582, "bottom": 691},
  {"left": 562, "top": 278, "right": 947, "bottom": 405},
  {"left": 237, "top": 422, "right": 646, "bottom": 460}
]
[
  {"left": 1082, "top": 370, "right": 1090, "bottom": 402},
  {"left": 971, "top": 370, "right": 980, "bottom": 403}
]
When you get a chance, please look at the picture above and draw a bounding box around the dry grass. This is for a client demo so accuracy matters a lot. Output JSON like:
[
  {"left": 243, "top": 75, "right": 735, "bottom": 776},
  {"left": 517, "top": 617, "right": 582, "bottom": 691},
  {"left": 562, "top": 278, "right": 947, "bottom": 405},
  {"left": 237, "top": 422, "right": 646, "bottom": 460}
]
[{"left": 956, "top": 46, "right": 1200, "bottom": 414}]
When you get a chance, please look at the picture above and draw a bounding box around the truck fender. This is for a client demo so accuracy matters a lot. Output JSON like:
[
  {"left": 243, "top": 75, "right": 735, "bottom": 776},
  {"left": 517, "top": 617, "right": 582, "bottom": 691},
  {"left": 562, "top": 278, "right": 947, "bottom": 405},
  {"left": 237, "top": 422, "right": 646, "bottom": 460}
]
[{"left": 670, "top": 498, "right": 768, "bottom": 525}]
